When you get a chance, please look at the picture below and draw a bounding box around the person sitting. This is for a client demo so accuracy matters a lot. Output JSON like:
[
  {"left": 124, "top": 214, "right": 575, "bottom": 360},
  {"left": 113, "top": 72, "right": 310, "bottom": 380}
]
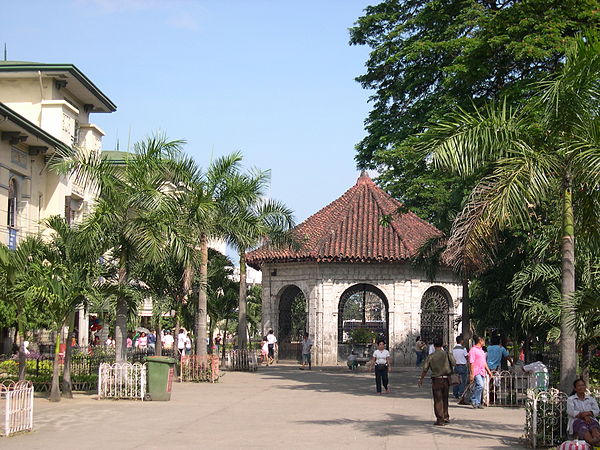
[
  {"left": 347, "top": 352, "right": 358, "bottom": 371},
  {"left": 567, "top": 378, "right": 600, "bottom": 446}
]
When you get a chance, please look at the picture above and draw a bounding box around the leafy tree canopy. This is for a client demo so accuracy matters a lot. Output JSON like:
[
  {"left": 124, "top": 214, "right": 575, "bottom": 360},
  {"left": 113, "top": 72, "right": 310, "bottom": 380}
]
[{"left": 350, "top": 0, "right": 600, "bottom": 230}]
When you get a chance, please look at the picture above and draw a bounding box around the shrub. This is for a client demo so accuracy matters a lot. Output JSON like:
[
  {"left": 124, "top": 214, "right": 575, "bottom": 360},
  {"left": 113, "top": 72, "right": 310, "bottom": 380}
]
[{"left": 349, "top": 328, "right": 376, "bottom": 344}]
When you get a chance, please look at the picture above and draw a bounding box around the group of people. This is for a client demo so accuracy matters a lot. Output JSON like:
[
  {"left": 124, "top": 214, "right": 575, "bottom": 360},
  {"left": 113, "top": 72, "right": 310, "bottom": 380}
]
[
  {"left": 413, "top": 335, "right": 600, "bottom": 446},
  {"left": 260, "top": 330, "right": 278, "bottom": 366},
  {"left": 96, "top": 328, "right": 193, "bottom": 355}
]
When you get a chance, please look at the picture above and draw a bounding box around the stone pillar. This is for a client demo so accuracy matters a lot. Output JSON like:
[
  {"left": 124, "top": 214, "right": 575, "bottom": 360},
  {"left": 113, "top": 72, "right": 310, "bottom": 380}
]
[{"left": 78, "top": 308, "right": 89, "bottom": 347}]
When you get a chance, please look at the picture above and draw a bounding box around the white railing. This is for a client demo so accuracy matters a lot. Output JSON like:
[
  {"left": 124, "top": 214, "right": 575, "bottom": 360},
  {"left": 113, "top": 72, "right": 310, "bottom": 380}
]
[
  {"left": 525, "top": 388, "right": 569, "bottom": 448},
  {"left": 525, "top": 388, "right": 600, "bottom": 448},
  {"left": 98, "top": 362, "right": 146, "bottom": 400},
  {"left": 485, "top": 370, "right": 544, "bottom": 407},
  {"left": 0, "top": 381, "right": 34, "bottom": 437},
  {"left": 222, "top": 350, "right": 258, "bottom": 372}
]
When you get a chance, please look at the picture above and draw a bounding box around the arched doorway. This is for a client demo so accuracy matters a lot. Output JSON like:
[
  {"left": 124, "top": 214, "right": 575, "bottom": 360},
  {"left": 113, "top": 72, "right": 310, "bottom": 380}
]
[
  {"left": 420, "top": 287, "right": 451, "bottom": 347},
  {"left": 338, "top": 284, "right": 388, "bottom": 360},
  {"left": 277, "top": 285, "right": 307, "bottom": 360}
]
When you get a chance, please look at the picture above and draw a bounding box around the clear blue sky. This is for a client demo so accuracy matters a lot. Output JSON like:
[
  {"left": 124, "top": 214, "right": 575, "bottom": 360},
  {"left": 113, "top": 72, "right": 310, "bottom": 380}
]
[{"left": 2, "top": 0, "right": 373, "bottom": 224}]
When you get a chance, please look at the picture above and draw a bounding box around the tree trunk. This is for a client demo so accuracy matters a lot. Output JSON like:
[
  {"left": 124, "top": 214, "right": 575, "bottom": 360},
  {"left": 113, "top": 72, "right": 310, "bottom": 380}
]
[
  {"left": 196, "top": 234, "right": 208, "bottom": 356},
  {"left": 50, "top": 330, "right": 62, "bottom": 402},
  {"left": 62, "top": 310, "right": 76, "bottom": 398},
  {"left": 155, "top": 316, "right": 162, "bottom": 357},
  {"left": 115, "top": 249, "right": 128, "bottom": 363},
  {"left": 237, "top": 252, "right": 248, "bottom": 350},
  {"left": 581, "top": 343, "right": 590, "bottom": 385},
  {"left": 461, "top": 278, "right": 471, "bottom": 349},
  {"left": 222, "top": 318, "right": 228, "bottom": 360},
  {"left": 17, "top": 315, "right": 26, "bottom": 381},
  {"left": 559, "top": 181, "right": 577, "bottom": 393}
]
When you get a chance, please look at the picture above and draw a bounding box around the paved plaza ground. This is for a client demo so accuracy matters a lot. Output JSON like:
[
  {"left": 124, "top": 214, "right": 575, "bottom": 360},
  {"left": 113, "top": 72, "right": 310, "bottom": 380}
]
[{"left": 4, "top": 364, "right": 525, "bottom": 449}]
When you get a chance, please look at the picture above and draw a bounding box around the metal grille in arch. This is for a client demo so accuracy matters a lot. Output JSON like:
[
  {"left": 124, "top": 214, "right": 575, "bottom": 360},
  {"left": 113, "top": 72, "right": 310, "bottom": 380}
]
[{"left": 420, "top": 288, "right": 450, "bottom": 346}]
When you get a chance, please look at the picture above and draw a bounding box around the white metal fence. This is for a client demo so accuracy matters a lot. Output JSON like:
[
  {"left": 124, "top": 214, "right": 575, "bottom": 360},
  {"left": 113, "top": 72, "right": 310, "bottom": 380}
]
[
  {"left": 98, "top": 362, "right": 147, "bottom": 400},
  {"left": 525, "top": 388, "right": 600, "bottom": 448},
  {"left": 0, "top": 381, "right": 34, "bottom": 436},
  {"left": 485, "top": 370, "right": 547, "bottom": 407},
  {"left": 222, "top": 350, "right": 258, "bottom": 372}
]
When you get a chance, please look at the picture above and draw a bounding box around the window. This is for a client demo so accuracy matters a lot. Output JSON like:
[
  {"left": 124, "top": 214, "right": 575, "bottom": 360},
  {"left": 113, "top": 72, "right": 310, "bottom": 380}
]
[{"left": 7, "top": 178, "right": 17, "bottom": 228}]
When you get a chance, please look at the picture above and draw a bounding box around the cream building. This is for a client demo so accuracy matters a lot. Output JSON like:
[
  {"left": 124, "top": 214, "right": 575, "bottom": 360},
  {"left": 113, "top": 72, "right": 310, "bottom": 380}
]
[{"left": 0, "top": 61, "right": 116, "bottom": 349}]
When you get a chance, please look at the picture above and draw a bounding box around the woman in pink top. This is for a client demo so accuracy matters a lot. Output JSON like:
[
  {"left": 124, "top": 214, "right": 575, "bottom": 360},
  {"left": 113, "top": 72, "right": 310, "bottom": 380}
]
[{"left": 468, "top": 335, "right": 493, "bottom": 408}]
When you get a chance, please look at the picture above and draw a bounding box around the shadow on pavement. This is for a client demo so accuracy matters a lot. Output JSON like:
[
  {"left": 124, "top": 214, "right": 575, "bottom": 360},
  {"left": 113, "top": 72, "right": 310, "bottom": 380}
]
[
  {"left": 254, "top": 363, "right": 440, "bottom": 399},
  {"left": 295, "top": 413, "right": 523, "bottom": 447}
]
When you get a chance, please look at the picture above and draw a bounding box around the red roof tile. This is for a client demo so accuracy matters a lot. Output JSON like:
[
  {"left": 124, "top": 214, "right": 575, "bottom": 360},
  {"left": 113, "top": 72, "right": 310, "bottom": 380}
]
[{"left": 246, "top": 173, "right": 443, "bottom": 268}]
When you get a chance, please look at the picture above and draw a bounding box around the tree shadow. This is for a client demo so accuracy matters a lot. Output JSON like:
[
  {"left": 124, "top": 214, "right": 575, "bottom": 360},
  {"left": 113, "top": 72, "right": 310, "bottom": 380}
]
[
  {"left": 256, "top": 364, "right": 440, "bottom": 399},
  {"left": 295, "top": 413, "right": 524, "bottom": 448}
]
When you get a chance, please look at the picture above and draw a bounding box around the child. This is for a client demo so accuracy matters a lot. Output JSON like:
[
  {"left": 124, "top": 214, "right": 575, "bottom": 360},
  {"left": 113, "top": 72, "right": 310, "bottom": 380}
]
[{"left": 261, "top": 336, "right": 269, "bottom": 365}]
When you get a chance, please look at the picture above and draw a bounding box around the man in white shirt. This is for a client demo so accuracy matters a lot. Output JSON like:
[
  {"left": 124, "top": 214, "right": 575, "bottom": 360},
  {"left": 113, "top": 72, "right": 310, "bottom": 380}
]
[
  {"left": 162, "top": 331, "right": 174, "bottom": 350},
  {"left": 299, "top": 332, "right": 313, "bottom": 370},
  {"left": 452, "top": 336, "right": 469, "bottom": 399},
  {"left": 266, "top": 330, "right": 277, "bottom": 363},
  {"left": 177, "top": 329, "right": 187, "bottom": 355}
]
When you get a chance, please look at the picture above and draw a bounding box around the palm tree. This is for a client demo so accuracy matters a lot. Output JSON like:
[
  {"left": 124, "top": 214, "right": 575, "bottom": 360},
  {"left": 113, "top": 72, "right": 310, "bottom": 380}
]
[
  {"left": 225, "top": 169, "right": 295, "bottom": 349},
  {"left": 0, "top": 237, "right": 48, "bottom": 380},
  {"left": 206, "top": 250, "right": 238, "bottom": 353},
  {"left": 54, "top": 135, "right": 186, "bottom": 362},
  {"left": 419, "top": 33, "right": 600, "bottom": 391},
  {"left": 176, "top": 153, "right": 254, "bottom": 355},
  {"left": 17, "top": 232, "right": 96, "bottom": 402}
]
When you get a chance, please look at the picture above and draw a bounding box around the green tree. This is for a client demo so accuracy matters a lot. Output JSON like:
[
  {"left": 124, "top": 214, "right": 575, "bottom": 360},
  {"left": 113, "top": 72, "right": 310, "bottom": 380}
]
[
  {"left": 420, "top": 34, "right": 600, "bottom": 391},
  {"left": 206, "top": 250, "right": 238, "bottom": 352},
  {"left": 226, "top": 169, "right": 295, "bottom": 349},
  {"left": 176, "top": 153, "right": 257, "bottom": 355},
  {"left": 349, "top": 0, "right": 599, "bottom": 229},
  {"left": 0, "top": 237, "right": 48, "bottom": 380},
  {"left": 55, "top": 135, "right": 186, "bottom": 362},
  {"left": 18, "top": 218, "right": 99, "bottom": 402}
]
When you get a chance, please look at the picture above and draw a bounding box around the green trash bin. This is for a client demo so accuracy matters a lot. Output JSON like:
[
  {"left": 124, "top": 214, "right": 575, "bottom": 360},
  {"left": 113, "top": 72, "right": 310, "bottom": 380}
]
[{"left": 145, "top": 356, "right": 176, "bottom": 401}]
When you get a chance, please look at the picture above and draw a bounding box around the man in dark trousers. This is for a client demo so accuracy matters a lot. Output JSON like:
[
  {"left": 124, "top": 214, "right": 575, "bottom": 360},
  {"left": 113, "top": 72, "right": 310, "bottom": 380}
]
[{"left": 418, "top": 337, "right": 456, "bottom": 426}]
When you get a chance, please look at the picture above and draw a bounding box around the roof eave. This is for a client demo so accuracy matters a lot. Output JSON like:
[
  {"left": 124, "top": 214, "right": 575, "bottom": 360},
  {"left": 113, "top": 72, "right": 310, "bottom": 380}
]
[
  {"left": 0, "top": 63, "right": 117, "bottom": 112},
  {"left": 0, "top": 102, "right": 71, "bottom": 153}
]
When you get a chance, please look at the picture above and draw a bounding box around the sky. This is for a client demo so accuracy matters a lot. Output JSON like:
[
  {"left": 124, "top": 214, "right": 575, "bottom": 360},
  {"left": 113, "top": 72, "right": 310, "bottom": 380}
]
[{"left": 2, "top": 0, "right": 374, "bottom": 250}]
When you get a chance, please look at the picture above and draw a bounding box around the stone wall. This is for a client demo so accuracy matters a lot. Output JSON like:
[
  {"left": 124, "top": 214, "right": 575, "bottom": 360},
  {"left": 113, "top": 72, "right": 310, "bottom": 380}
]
[{"left": 260, "top": 261, "right": 462, "bottom": 366}]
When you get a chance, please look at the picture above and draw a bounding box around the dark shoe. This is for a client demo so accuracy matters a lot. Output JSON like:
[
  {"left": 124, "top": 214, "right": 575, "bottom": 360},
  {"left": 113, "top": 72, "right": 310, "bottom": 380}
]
[
  {"left": 471, "top": 404, "right": 478, "bottom": 409},
  {"left": 444, "top": 419, "right": 450, "bottom": 423},
  {"left": 477, "top": 404, "right": 484, "bottom": 409},
  {"left": 433, "top": 421, "right": 445, "bottom": 426},
  {"left": 299, "top": 367, "right": 304, "bottom": 370}
]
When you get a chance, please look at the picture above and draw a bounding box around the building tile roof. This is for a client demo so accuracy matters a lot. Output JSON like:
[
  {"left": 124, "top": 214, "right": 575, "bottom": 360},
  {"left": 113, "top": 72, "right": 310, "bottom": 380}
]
[{"left": 246, "top": 172, "right": 443, "bottom": 268}]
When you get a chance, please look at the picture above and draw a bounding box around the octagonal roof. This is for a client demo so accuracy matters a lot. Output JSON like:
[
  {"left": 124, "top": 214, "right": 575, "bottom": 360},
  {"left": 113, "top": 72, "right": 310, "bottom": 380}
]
[{"left": 246, "top": 172, "right": 443, "bottom": 268}]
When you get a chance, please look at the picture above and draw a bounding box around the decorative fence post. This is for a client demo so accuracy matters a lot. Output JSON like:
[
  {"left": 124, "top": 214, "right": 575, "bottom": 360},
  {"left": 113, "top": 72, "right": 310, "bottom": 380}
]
[
  {"left": 0, "top": 380, "right": 34, "bottom": 437},
  {"left": 98, "top": 362, "right": 147, "bottom": 400}
]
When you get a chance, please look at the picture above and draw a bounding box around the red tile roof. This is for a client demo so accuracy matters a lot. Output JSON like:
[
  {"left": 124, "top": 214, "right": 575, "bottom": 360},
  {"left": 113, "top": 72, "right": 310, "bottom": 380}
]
[{"left": 246, "top": 173, "right": 443, "bottom": 268}]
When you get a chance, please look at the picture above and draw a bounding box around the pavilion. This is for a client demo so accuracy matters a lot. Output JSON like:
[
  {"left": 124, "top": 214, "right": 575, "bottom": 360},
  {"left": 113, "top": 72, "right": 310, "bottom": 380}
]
[{"left": 246, "top": 172, "right": 462, "bottom": 366}]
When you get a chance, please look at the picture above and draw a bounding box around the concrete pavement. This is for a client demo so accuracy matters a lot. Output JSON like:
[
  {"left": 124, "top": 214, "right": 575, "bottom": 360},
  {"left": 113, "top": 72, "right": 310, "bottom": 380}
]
[{"left": 3, "top": 364, "right": 525, "bottom": 449}]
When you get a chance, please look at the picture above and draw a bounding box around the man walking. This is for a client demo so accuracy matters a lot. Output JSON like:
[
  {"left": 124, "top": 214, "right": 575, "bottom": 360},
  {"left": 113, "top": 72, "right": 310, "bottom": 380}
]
[
  {"left": 266, "top": 330, "right": 277, "bottom": 364},
  {"left": 300, "top": 332, "right": 312, "bottom": 370},
  {"left": 452, "top": 336, "right": 469, "bottom": 399},
  {"left": 418, "top": 338, "right": 456, "bottom": 426},
  {"left": 469, "top": 335, "right": 493, "bottom": 408}
]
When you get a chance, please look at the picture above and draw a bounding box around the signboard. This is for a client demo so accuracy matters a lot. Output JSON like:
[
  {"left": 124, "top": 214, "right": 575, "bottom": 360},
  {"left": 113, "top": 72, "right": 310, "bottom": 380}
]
[{"left": 8, "top": 228, "right": 17, "bottom": 250}]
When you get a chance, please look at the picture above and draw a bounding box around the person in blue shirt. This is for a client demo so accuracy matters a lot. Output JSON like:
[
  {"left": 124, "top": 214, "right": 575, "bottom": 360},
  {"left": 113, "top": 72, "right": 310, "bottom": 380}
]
[{"left": 486, "top": 336, "right": 510, "bottom": 371}]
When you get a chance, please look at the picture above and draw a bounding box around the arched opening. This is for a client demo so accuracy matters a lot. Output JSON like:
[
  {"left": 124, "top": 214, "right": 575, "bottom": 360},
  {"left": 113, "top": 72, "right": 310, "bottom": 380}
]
[
  {"left": 420, "top": 287, "right": 451, "bottom": 347},
  {"left": 338, "top": 284, "right": 388, "bottom": 360},
  {"left": 277, "top": 285, "right": 307, "bottom": 360},
  {"left": 7, "top": 178, "right": 17, "bottom": 228}
]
